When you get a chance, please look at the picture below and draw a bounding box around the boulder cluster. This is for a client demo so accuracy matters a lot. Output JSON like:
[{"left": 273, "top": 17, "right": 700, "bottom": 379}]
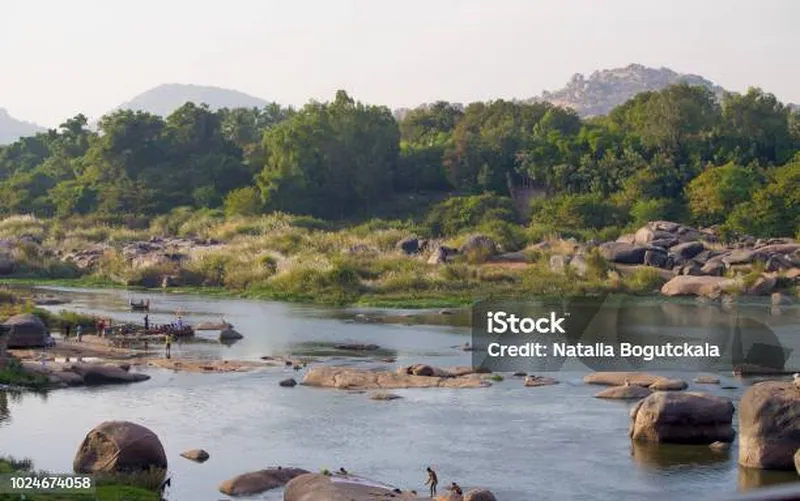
[{"left": 597, "top": 221, "right": 799, "bottom": 297}]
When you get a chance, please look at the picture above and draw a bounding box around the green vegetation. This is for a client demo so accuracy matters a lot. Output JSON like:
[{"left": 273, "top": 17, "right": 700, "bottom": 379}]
[
  {"left": 0, "top": 86, "right": 796, "bottom": 237},
  {"left": 0, "top": 457, "right": 160, "bottom": 501},
  {"left": 0, "top": 85, "right": 797, "bottom": 305},
  {"left": 0, "top": 359, "right": 49, "bottom": 390}
]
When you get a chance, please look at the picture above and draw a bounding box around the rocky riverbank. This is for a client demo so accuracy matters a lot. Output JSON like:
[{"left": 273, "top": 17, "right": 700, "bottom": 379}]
[{"left": 0, "top": 218, "right": 797, "bottom": 306}]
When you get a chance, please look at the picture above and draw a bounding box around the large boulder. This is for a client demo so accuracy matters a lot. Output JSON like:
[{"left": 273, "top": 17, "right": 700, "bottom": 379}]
[
  {"left": 660, "top": 275, "right": 737, "bottom": 298},
  {"left": 0, "top": 252, "right": 14, "bottom": 275},
  {"left": 630, "top": 392, "right": 735, "bottom": 444},
  {"left": 599, "top": 242, "right": 649, "bottom": 264},
  {"left": 738, "top": 381, "right": 800, "bottom": 470},
  {"left": 285, "top": 473, "right": 422, "bottom": 501},
  {"left": 671, "top": 241, "right": 705, "bottom": 261},
  {"left": 219, "top": 467, "right": 309, "bottom": 497},
  {"left": 428, "top": 245, "right": 457, "bottom": 265},
  {"left": 458, "top": 235, "right": 498, "bottom": 257},
  {"left": 464, "top": 489, "right": 497, "bottom": 501},
  {"left": 3, "top": 313, "right": 48, "bottom": 348},
  {"left": 396, "top": 238, "right": 421, "bottom": 255},
  {"left": 643, "top": 249, "right": 670, "bottom": 269},
  {"left": 73, "top": 421, "right": 167, "bottom": 480}
]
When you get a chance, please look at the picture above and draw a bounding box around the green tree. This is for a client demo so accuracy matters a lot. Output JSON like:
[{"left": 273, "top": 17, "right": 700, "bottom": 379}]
[
  {"left": 224, "top": 186, "right": 263, "bottom": 217},
  {"left": 726, "top": 161, "right": 800, "bottom": 237},
  {"left": 686, "top": 163, "right": 763, "bottom": 226}
]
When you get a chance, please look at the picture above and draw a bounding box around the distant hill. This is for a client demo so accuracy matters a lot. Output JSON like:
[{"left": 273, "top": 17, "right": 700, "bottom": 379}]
[
  {"left": 113, "top": 83, "right": 270, "bottom": 117},
  {"left": 529, "top": 64, "right": 728, "bottom": 117},
  {"left": 0, "top": 108, "right": 46, "bottom": 145}
]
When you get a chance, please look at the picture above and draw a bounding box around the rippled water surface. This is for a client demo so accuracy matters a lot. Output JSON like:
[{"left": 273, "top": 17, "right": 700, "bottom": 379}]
[{"left": 1, "top": 287, "right": 798, "bottom": 501}]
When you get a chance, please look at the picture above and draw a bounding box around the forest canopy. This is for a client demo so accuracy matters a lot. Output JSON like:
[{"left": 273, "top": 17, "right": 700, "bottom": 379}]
[{"left": 0, "top": 86, "right": 798, "bottom": 237}]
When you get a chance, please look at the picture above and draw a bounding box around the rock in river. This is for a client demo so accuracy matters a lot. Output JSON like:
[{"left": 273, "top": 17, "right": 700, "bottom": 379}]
[
  {"left": 584, "top": 372, "right": 665, "bottom": 387},
  {"left": 219, "top": 467, "right": 309, "bottom": 497},
  {"left": 74, "top": 421, "right": 167, "bottom": 481},
  {"left": 524, "top": 375, "right": 558, "bottom": 387},
  {"left": 370, "top": 391, "right": 403, "bottom": 401},
  {"left": 630, "top": 392, "right": 735, "bottom": 444},
  {"left": 285, "top": 473, "right": 423, "bottom": 501},
  {"left": 595, "top": 385, "right": 652, "bottom": 400},
  {"left": 219, "top": 328, "right": 244, "bottom": 341},
  {"left": 738, "top": 381, "right": 800, "bottom": 470},
  {"left": 180, "top": 449, "right": 210, "bottom": 463},
  {"left": 67, "top": 363, "right": 150, "bottom": 385},
  {"left": 648, "top": 379, "right": 688, "bottom": 391},
  {"left": 280, "top": 378, "right": 298, "bottom": 388},
  {"left": 464, "top": 489, "right": 498, "bottom": 501},
  {"left": 303, "top": 366, "right": 490, "bottom": 390}
]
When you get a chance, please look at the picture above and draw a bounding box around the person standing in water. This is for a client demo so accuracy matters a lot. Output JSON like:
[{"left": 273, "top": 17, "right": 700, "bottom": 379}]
[
  {"left": 76, "top": 324, "right": 83, "bottom": 343},
  {"left": 425, "top": 467, "right": 438, "bottom": 498},
  {"left": 144, "top": 314, "right": 149, "bottom": 333},
  {"left": 165, "top": 334, "right": 173, "bottom": 359}
]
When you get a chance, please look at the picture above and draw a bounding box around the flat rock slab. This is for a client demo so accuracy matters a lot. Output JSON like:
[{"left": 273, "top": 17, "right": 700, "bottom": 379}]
[
  {"left": 694, "top": 376, "right": 721, "bottom": 385},
  {"left": 219, "top": 467, "right": 309, "bottom": 497},
  {"left": 303, "top": 367, "right": 490, "bottom": 390},
  {"left": 285, "top": 473, "right": 423, "bottom": 501},
  {"left": 595, "top": 385, "right": 652, "bottom": 400},
  {"left": 584, "top": 372, "right": 666, "bottom": 387},
  {"left": 145, "top": 359, "right": 265, "bottom": 373},
  {"left": 661, "top": 275, "right": 737, "bottom": 297},
  {"left": 524, "top": 376, "right": 558, "bottom": 387}
]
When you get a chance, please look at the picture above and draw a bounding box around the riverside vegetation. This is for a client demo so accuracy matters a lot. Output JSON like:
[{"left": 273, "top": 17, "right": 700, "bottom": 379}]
[{"left": 0, "top": 84, "right": 797, "bottom": 305}]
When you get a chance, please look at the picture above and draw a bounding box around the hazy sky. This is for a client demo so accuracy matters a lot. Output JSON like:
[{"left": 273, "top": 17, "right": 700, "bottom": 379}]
[{"left": 2, "top": 0, "right": 799, "bottom": 127}]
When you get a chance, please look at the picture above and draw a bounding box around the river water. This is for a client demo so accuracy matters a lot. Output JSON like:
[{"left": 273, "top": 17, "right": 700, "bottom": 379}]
[{"left": 0, "top": 287, "right": 799, "bottom": 501}]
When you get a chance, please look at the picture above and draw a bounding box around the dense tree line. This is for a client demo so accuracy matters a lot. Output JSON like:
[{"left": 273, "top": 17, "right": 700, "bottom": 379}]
[{"left": 0, "top": 86, "right": 798, "bottom": 236}]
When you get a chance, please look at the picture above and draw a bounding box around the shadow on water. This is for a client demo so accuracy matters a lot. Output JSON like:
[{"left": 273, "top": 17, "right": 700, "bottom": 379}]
[{"left": 631, "top": 441, "right": 731, "bottom": 470}]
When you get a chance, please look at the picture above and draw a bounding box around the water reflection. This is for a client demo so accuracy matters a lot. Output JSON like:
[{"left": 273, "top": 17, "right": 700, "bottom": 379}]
[
  {"left": 631, "top": 441, "right": 731, "bottom": 470},
  {"left": 737, "top": 467, "right": 800, "bottom": 492}
]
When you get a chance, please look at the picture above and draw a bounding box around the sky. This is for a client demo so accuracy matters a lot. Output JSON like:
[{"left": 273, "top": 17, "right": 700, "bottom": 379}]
[{"left": 2, "top": 0, "right": 799, "bottom": 127}]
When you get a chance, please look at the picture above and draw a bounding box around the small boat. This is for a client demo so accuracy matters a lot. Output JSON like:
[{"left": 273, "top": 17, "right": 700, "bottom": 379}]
[{"left": 130, "top": 299, "right": 150, "bottom": 311}]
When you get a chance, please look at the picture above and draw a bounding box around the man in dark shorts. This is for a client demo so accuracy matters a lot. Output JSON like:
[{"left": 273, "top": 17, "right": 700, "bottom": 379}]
[{"left": 425, "top": 467, "right": 438, "bottom": 498}]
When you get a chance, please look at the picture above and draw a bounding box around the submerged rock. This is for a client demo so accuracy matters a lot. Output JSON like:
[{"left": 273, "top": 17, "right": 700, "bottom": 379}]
[
  {"left": 219, "top": 467, "right": 309, "bottom": 497},
  {"left": 738, "top": 381, "right": 800, "bottom": 470},
  {"left": 595, "top": 385, "right": 652, "bottom": 400},
  {"left": 694, "top": 375, "right": 721, "bottom": 385},
  {"left": 524, "top": 375, "right": 558, "bottom": 387},
  {"left": 219, "top": 328, "right": 244, "bottom": 341},
  {"left": 303, "top": 366, "right": 490, "bottom": 390},
  {"left": 370, "top": 391, "right": 403, "bottom": 401},
  {"left": 648, "top": 379, "right": 688, "bottom": 391},
  {"left": 584, "top": 372, "right": 664, "bottom": 387},
  {"left": 180, "top": 449, "right": 210, "bottom": 463},
  {"left": 630, "top": 392, "right": 735, "bottom": 444},
  {"left": 279, "top": 378, "right": 298, "bottom": 388}
]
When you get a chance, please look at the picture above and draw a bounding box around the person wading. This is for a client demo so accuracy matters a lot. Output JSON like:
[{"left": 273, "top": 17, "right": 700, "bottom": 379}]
[
  {"left": 144, "top": 314, "right": 150, "bottom": 333},
  {"left": 76, "top": 324, "right": 83, "bottom": 343},
  {"left": 425, "top": 467, "right": 438, "bottom": 498}
]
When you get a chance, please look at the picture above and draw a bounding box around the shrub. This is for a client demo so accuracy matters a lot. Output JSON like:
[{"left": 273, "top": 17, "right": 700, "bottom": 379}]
[
  {"left": 530, "top": 193, "right": 624, "bottom": 230},
  {"left": 424, "top": 194, "right": 518, "bottom": 236}
]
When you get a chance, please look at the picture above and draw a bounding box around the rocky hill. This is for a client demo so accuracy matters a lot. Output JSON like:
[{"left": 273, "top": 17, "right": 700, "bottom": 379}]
[
  {"left": 0, "top": 108, "right": 46, "bottom": 145},
  {"left": 530, "top": 64, "right": 727, "bottom": 117},
  {"left": 113, "top": 83, "right": 269, "bottom": 117}
]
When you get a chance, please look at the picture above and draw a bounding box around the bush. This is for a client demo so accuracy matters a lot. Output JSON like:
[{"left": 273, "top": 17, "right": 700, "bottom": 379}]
[
  {"left": 530, "top": 193, "right": 624, "bottom": 231},
  {"left": 630, "top": 198, "right": 673, "bottom": 227},
  {"left": 424, "top": 194, "right": 518, "bottom": 236}
]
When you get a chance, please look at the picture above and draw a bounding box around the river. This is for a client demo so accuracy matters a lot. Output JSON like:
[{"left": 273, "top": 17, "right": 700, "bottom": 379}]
[{"left": 0, "top": 287, "right": 798, "bottom": 501}]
